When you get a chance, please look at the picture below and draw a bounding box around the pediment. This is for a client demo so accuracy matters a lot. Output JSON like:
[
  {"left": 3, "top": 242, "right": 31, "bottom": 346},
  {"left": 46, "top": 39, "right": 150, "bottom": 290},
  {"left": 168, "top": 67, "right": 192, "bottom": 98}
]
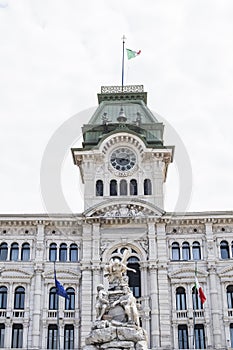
[
  {"left": 0, "top": 267, "right": 32, "bottom": 280},
  {"left": 83, "top": 199, "right": 165, "bottom": 219},
  {"left": 43, "top": 269, "right": 81, "bottom": 280},
  {"left": 219, "top": 265, "right": 233, "bottom": 278},
  {"left": 169, "top": 267, "right": 208, "bottom": 281}
]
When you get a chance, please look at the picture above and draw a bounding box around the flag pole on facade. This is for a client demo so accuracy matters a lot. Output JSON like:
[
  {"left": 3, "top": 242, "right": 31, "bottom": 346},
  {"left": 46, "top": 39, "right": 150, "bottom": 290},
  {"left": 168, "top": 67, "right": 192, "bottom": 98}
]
[
  {"left": 193, "top": 262, "right": 207, "bottom": 348},
  {"left": 121, "top": 35, "right": 126, "bottom": 89},
  {"left": 53, "top": 262, "right": 69, "bottom": 349},
  {"left": 54, "top": 262, "right": 60, "bottom": 350}
]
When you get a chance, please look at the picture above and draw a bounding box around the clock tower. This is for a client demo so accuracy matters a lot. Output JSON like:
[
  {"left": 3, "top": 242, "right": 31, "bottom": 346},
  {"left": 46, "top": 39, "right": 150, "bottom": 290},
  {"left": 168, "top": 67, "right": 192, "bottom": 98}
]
[{"left": 72, "top": 85, "right": 174, "bottom": 215}]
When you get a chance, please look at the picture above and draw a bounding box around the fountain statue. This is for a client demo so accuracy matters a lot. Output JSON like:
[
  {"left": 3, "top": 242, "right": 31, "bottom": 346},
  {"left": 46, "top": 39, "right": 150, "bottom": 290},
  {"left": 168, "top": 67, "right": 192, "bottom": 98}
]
[{"left": 83, "top": 250, "right": 148, "bottom": 350}]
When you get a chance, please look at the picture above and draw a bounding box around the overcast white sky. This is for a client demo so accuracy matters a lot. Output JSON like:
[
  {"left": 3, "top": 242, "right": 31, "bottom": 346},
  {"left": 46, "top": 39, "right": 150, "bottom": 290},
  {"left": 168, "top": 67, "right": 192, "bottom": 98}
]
[{"left": 0, "top": 0, "right": 232, "bottom": 215}]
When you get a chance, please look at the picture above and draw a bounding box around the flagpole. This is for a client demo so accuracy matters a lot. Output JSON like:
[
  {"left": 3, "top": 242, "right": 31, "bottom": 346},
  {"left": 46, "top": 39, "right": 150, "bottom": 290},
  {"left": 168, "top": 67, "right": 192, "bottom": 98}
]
[
  {"left": 193, "top": 261, "right": 197, "bottom": 349},
  {"left": 121, "top": 35, "right": 126, "bottom": 89},
  {"left": 54, "top": 262, "right": 60, "bottom": 350}
]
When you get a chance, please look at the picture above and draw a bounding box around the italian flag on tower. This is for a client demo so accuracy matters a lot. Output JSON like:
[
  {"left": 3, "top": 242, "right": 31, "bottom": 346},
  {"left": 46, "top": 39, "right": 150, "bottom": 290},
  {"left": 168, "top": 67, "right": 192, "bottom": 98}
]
[{"left": 126, "top": 48, "right": 141, "bottom": 60}]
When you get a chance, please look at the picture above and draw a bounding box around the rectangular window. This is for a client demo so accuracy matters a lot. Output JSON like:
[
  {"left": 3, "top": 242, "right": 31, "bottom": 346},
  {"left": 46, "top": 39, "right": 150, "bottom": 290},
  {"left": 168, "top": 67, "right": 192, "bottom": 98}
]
[
  {"left": 64, "top": 325, "right": 74, "bottom": 349},
  {"left": 0, "top": 324, "right": 5, "bottom": 348},
  {"left": 47, "top": 325, "right": 58, "bottom": 349},
  {"left": 194, "top": 324, "right": 206, "bottom": 349},
  {"left": 178, "top": 325, "right": 189, "bottom": 349},
  {"left": 11, "top": 324, "right": 23, "bottom": 348}
]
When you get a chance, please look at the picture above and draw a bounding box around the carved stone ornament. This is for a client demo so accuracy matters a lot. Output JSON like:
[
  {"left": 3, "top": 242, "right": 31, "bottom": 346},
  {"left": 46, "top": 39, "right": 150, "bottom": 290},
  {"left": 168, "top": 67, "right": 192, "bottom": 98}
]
[
  {"left": 83, "top": 249, "right": 148, "bottom": 350},
  {"left": 94, "top": 204, "right": 155, "bottom": 218}
]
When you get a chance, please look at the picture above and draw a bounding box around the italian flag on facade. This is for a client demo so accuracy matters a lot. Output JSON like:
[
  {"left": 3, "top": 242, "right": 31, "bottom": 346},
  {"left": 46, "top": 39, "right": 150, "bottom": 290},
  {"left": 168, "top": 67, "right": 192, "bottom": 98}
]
[
  {"left": 126, "top": 48, "right": 141, "bottom": 60},
  {"left": 195, "top": 275, "right": 206, "bottom": 304}
]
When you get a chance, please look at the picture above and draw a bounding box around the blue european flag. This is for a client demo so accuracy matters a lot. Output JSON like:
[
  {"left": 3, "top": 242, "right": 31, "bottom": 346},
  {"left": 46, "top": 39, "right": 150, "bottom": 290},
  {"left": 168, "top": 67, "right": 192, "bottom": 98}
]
[{"left": 54, "top": 274, "right": 69, "bottom": 299}]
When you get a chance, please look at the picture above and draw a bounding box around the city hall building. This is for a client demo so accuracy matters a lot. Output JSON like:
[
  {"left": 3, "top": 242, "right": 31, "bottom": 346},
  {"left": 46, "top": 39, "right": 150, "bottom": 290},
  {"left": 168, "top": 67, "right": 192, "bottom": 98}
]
[{"left": 0, "top": 85, "right": 232, "bottom": 350}]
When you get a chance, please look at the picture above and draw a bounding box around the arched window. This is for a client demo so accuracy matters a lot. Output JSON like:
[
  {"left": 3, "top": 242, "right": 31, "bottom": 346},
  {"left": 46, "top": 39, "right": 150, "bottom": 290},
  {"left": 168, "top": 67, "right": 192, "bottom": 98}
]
[
  {"left": 130, "top": 179, "right": 137, "bottom": 195},
  {"left": 172, "top": 242, "right": 180, "bottom": 260},
  {"left": 70, "top": 244, "right": 78, "bottom": 262},
  {"left": 176, "top": 287, "right": 187, "bottom": 310},
  {"left": 21, "top": 243, "right": 30, "bottom": 261},
  {"left": 96, "top": 180, "right": 103, "bottom": 196},
  {"left": 144, "top": 179, "right": 152, "bottom": 195},
  {"left": 192, "top": 241, "right": 201, "bottom": 260},
  {"left": 10, "top": 243, "right": 19, "bottom": 261},
  {"left": 49, "top": 287, "right": 58, "bottom": 310},
  {"left": 182, "top": 242, "right": 190, "bottom": 261},
  {"left": 110, "top": 180, "right": 117, "bottom": 196},
  {"left": 127, "top": 257, "right": 141, "bottom": 298},
  {"left": 12, "top": 324, "right": 23, "bottom": 348},
  {"left": 47, "top": 324, "right": 58, "bottom": 349},
  {"left": 0, "top": 324, "right": 5, "bottom": 348},
  {"left": 0, "top": 287, "right": 7, "bottom": 309},
  {"left": 0, "top": 243, "right": 8, "bottom": 261},
  {"left": 14, "top": 287, "right": 25, "bottom": 309},
  {"left": 221, "top": 240, "right": 230, "bottom": 259},
  {"left": 59, "top": 243, "right": 67, "bottom": 262},
  {"left": 178, "top": 324, "right": 189, "bottom": 349},
  {"left": 49, "top": 243, "right": 57, "bottom": 262},
  {"left": 194, "top": 324, "right": 205, "bottom": 349},
  {"left": 227, "top": 285, "right": 233, "bottom": 309},
  {"left": 192, "top": 286, "right": 203, "bottom": 310},
  {"left": 64, "top": 325, "right": 74, "bottom": 350},
  {"left": 65, "top": 287, "right": 75, "bottom": 310},
  {"left": 120, "top": 179, "right": 127, "bottom": 195}
]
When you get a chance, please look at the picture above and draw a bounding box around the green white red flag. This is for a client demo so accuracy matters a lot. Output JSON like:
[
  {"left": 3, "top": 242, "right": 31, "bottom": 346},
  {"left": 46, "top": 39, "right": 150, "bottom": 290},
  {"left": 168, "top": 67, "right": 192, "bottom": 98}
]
[
  {"left": 126, "top": 48, "right": 141, "bottom": 60},
  {"left": 195, "top": 275, "right": 206, "bottom": 304}
]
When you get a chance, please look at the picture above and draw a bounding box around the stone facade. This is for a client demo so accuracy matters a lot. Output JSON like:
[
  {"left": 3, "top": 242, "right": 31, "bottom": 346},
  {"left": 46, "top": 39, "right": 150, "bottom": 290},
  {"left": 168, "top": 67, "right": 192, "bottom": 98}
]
[{"left": 0, "top": 86, "right": 232, "bottom": 350}]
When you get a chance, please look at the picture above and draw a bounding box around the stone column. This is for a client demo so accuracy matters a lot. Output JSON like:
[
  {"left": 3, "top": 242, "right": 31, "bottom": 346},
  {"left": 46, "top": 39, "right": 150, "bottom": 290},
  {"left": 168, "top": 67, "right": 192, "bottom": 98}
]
[
  {"left": 31, "top": 266, "right": 43, "bottom": 349},
  {"left": 92, "top": 223, "right": 101, "bottom": 319},
  {"left": 31, "top": 223, "right": 44, "bottom": 349},
  {"left": 208, "top": 265, "right": 222, "bottom": 348},
  {"left": 147, "top": 222, "right": 159, "bottom": 349},
  {"left": 80, "top": 223, "right": 93, "bottom": 346},
  {"left": 5, "top": 319, "right": 11, "bottom": 349},
  {"left": 156, "top": 221, "right": 171, "bottom": 349}
]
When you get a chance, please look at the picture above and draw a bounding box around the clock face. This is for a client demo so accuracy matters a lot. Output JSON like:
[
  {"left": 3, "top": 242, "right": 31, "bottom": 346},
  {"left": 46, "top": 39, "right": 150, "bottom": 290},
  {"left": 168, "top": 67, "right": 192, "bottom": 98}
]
[{"left": 110, "top": 148, "right": 137, "bottom": 172}]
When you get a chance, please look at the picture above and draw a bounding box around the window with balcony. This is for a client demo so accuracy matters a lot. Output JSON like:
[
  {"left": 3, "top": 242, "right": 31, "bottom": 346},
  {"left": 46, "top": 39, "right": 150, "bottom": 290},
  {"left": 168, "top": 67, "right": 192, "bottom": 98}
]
[
  {"left": 49, "top": 243, "right": 57, "bottom": 262},
  {"left": 14, "top": 287, "right": 25, "bottom": 310},
  {"left": 178, "top": 324, "right": 189, "bottom": 349},
  {"left": 0, "top": 324, "right": 5, "bottom": 348},
  {"left": 10, "top": 243, "right": 19, "bottom": 261},
  {"left": 69, "top": 244, "right": 78, "bottom": 262},
  {"left": 194, "top": 324, "right": 206, "bottom": 349},
  {"left": 49, "top": 287, "right": 58, "bottom": 310},
  {"left": 59, "top": 243, "right": 67, "bottom": 262},
  {"left": 21, "top": 243, "right": 30, "bottom": 261},
  {"left": 65, "top": 288, "right": 75, "bottom": 310},
  {"left": 64, "top": 325, "right": 74, "bottom": 349},
  {"left": 176, "top": 287, "right": 187, "bottom": 310},
  {"left": 220, "top": 240, "right": 230, "bottom": 259},
  {"left": 0, "top": 243, "right": 8, "bottom": 261},
  {"left": 0, "top": 287, "right": 7, "bottom": 309},
  {"left": 11, "top": 324, "right": 23, "bottom": 348},
  {"left": 47, "top": 324, "right": 58, "bottom": 349},
  {"left": 192, "top": 286, "right": 203, "bottom": 310},
  {"left": 227, "top": 285, "right": 233, "bottom": 309}
]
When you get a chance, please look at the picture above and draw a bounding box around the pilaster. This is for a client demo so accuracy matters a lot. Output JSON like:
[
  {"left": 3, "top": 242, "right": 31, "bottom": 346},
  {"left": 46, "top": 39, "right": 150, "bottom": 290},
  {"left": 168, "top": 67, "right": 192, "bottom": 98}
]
[{"left": 156, "top": 222, "right": 171, "bottom": 349}]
